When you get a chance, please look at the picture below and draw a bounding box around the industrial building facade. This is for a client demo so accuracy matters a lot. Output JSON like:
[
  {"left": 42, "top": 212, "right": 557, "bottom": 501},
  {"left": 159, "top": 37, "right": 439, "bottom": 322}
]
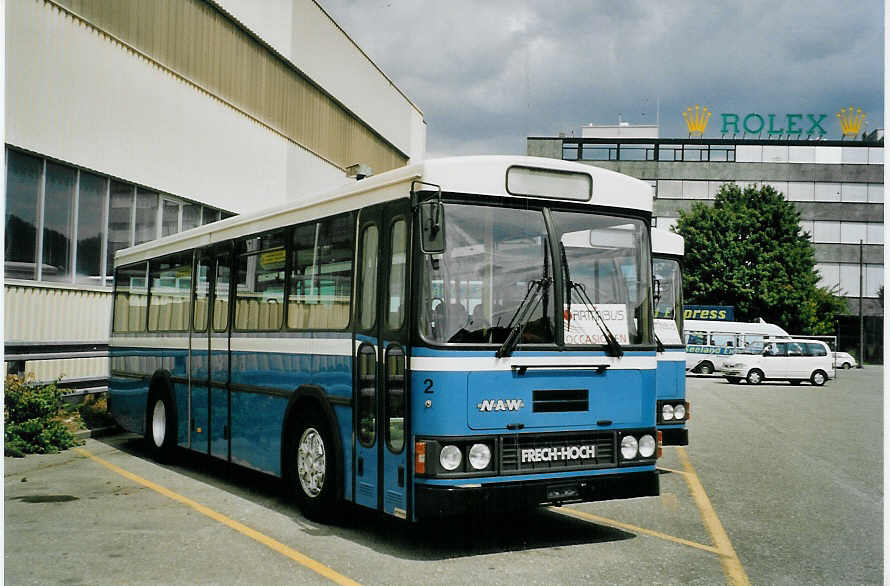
[
  {"left": 528, "top": 122, "right": 883, "bottom": 361},
  {"left": 5, "top": 0, "right": 426, "bottom": 382}
]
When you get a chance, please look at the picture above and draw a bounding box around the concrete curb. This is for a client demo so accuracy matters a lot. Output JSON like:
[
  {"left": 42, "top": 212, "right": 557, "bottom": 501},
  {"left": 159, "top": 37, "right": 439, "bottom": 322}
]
[{"left": 73, "top": 426, "right": 121, "bottom": 440}]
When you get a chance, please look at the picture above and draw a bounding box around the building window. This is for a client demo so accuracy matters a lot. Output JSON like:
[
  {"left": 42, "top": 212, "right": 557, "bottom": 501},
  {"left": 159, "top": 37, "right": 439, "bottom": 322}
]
[
  {"left": 5, "top": 147, "right": 231, "bottom": 286},
  {"left": 562, "top": 143, "right": 579, "bottom": 160},
  {"left": 581, "top": 144, "right": 616, "bottom": 161},
  {"left": 5, "top": 150, "right": 42, "bottom": 279},
  {"left": 76, "top": 171, "right": 107, "bottom": 284},
  {"left": 42, "top": 162, "right": 77, "bottom": 282},
  {"left": 840, "top": 222, "right": 867, "bottom": 245},
  {"left": 135, "top": 189, "right": 159, "bottom": 245},
  {"left": 161, "top": 199, "right": 180, "bottom": 237},
  {"left": 812, "top": 221, "right": 841, "bottom": 243},
  {"left": 182, "top": 203, "right": 201, "bottom": 231}
]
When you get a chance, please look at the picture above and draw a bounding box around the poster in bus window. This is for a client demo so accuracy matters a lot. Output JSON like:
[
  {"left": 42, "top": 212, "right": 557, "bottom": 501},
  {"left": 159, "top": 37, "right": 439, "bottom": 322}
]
[
  {"left": 564, "top": 304, "right": 629, "bottom": 345},
  {"left": 654, "top": 318, "right": 683, "bottom": 345}
]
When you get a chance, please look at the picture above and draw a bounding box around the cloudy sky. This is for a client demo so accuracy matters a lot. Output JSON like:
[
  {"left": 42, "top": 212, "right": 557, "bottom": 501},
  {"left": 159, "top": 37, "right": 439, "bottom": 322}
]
[{"left": 319, "top": 0, "right": 884, "bottom": 158}]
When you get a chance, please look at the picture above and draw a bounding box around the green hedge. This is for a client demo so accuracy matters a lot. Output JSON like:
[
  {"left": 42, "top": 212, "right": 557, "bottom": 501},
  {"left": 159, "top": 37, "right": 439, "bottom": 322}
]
[{"left": 5, "top": 374, "right": 78, "bottom": 457}]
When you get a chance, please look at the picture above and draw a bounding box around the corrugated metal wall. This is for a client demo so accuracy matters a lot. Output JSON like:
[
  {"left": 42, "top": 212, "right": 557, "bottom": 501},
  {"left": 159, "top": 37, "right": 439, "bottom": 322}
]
[
  {"left": 5, "top": 284, "right": 112, "bottom": 381},
  {"left": 51, "top": 0, "right": 408, "bottom": 175}
]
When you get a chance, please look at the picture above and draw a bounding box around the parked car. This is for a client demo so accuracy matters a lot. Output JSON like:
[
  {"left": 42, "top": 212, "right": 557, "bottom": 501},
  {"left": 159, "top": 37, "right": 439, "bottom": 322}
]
[
  {"left": 833, "top": 351, "right": 858, "bottom": 369},
  {"left": 721, "top": 339, "right": 834, "bottom": 386}
]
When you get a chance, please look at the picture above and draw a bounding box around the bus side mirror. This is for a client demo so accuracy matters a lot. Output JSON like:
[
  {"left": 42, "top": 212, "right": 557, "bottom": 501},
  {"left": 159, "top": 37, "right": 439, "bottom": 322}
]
[{"left": 418, "top": 201, "right": 445, "bottom": 254}]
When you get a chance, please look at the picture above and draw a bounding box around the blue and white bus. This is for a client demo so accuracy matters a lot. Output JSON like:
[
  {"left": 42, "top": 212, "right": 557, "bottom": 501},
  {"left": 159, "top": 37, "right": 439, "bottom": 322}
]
[
  {"left": 109, "top": 156, "right": 660, "bottom": 522},
  {"left": 651, "top": 229, "right": 688, "bottom": 446}
]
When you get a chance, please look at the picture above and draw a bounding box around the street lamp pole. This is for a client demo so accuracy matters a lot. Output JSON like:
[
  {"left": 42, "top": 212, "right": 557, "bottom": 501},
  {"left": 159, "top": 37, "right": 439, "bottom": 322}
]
[{"left": 858, "top": 239, "right": 864, "bottom": 368}]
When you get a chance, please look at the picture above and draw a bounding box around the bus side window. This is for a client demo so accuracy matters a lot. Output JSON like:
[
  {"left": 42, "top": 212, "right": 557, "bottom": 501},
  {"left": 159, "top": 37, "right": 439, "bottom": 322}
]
[
  {"left": 148, "top": 252, "right": 192, "bottom": 332},
  {"left": 234, "top": 231, "right": 286, "bottom": 331},
  {"left": 113, "top": 262, "right": 148, "bottom": 333}
]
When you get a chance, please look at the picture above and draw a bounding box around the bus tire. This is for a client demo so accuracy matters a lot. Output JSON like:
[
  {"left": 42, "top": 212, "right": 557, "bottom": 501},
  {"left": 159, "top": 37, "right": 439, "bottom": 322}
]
[
  {"left": 145, "top": 387, "right": 177, "bottom": 462},
  {"left": 287, "top": 407, "right": 338, "bottom": 521},
  {"left": 842, "top": 362, "right": 852, "bottom": 369},
  {"left": 746, "top": 369, "right": 764, "bottom": 385},
  {"left": 698, "top": 361, "right": 714, "bottom": 375},
  {"left": 810, "top": 370, "right": 827, "bottom": 386}
]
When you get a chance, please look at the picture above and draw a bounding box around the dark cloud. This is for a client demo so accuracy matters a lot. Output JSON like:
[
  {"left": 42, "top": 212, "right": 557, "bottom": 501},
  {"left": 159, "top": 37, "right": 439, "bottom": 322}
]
[{"left": 320, "top": 0, "right": 884, "bottom": 157}]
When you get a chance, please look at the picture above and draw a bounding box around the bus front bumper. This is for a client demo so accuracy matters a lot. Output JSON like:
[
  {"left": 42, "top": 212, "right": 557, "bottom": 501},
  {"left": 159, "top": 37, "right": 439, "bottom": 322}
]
[
  {"left": 659, "top": 427, "right": 688, "bottom": 446},
  {"left": 414, "top": 470, "right": 659, "bottom": 520}
]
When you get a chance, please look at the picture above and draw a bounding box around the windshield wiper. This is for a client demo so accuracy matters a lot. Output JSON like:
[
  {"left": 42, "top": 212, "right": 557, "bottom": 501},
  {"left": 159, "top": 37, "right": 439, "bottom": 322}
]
[
  {"left": 655, "top": 333, "right": 665, "bottom": 353},
  {"left": 496, "top": 276, "right": 552, "bottom": 358},
  {"left": 560, "top": 243, "right": 624, "bottom": 358}
]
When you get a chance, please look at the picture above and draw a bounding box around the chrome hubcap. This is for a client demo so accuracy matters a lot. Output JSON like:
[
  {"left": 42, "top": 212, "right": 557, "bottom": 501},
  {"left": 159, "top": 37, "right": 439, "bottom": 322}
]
[
  {"left": 750, "top": 372, "right": 761, "bottom": 384},
  {"left": 814, "top": 373, "right": 825, "bottom": 385},
  {"left": 152, "top": 400, "right": 166, "bottom": 448},
  {"left": 297, "top": 428, "right": 326, "bottom": 498}
]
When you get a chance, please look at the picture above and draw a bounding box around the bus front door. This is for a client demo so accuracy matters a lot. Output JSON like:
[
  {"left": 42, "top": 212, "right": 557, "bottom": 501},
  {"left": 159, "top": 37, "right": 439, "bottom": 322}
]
[
  {"left": 353, "top": 201, "right": 411, "bottom": 517},
  {"left": 354, "top": 205, "right": 383, "bottom": 510}
]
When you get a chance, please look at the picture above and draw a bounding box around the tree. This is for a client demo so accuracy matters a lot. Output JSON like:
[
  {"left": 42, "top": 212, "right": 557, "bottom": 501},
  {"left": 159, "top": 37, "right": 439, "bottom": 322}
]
[{"left": 673, "top": 183, "right": 846, "bottom": 334}]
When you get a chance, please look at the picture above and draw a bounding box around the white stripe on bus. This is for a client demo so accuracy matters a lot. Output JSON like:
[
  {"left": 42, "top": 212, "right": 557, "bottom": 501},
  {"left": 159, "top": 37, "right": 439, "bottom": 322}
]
[{"left": 410, "top": 355, "right": 656, "bottom": 372}]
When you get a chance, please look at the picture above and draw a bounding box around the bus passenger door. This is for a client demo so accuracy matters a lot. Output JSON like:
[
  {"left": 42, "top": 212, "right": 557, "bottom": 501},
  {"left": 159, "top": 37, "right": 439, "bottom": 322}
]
[
  {"left": 353, "top": 201, "right": 412, "bottom": 516},
  {"left": 192, "top": 246, "right": 232, "bottom": 459},
  {"left": 353, "top": 205, "right": 383, "bottom": 510},
  {"left": 191, "top": 251, "right": 212, "bottom": 453},
  {"left": 379, "top": 202, "right": 411, "bottom": 518},
  {"left": 208, "top": 249, "right": 232, "bottom": 461}
]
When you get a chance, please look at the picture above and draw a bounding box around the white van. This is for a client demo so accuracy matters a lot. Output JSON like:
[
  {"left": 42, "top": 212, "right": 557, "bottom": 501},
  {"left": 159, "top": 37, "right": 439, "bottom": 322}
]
[
  {"left": 684, "top": 319, "right": 790, "bottom": 374},
  {"left": 720, "top": 339, "right": 834, "bottom": 386}
]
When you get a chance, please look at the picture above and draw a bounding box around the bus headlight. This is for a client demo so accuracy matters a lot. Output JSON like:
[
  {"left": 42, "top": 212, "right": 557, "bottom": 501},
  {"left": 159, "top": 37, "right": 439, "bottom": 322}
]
[
  {"left": 439, "top": 445, "right": 462, "bottom": 471},
  {"left": 673, "top": 403, "right": 687, "bottom": 421},
  {"left": 661, "top": 404, "right": 675, "bottom": 421},
  {"left": 468, "top": 443, "right": 491, "bottom": 470},
  {"left": 638, "top": 434, "right": 656, "bottom": 458},
  {"left": 620, "top": 435, "right": 638, "bottom": 460}
]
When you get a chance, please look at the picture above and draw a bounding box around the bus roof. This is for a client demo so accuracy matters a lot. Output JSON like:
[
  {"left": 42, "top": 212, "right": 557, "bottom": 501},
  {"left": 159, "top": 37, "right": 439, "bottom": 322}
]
[
  {"left": 651, "top": 228, "right": 684, "bottom": 257},
  {"left": 684, "top": 319, "right": 789, "bottom": 337},
  {"left": 115, "top": 156, "right": 654, "bottom": 267}
]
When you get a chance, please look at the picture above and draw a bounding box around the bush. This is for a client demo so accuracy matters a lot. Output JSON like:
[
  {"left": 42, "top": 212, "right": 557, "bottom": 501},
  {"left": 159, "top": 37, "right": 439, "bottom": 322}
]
[{"left": 5, "top": 374, "right": 79, "bottom": 457}]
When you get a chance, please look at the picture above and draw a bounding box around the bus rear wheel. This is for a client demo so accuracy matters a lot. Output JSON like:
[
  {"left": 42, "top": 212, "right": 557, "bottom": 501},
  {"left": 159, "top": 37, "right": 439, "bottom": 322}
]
[
  {"left": 810, "top": 370, "right": 827, "bottom": 386},
  {"left": 698, "top": 361, "right": 714, "bottom": 375},
  {"left": 145, "top": 390, "right": 176, "bottom": 462},
  {"left": 288, "top": 409, "right": 337, "bottom": 521}
]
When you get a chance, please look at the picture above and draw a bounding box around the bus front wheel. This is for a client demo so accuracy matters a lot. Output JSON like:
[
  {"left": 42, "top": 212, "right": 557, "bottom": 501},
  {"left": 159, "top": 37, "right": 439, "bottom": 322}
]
[
  {"left": 810, "top": 370, "right": 827, "bottom": 386},
  {"left": 698, "top": 362, "right": 714, "bottom": 375},
  {"left": 288, "top": 408, "right": 337, "bottom": 521}
]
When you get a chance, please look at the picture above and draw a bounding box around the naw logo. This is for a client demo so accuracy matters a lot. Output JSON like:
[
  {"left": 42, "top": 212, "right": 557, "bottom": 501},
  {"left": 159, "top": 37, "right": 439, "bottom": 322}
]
[
  {"left": 837, "top": 107, "right": 866, "bottom": 138},
  {"left": 477, "top": 399, "right": 525, "bottom": 412},
  {"left": 683, "top": 105, "right": 711, "bottom": 137}
]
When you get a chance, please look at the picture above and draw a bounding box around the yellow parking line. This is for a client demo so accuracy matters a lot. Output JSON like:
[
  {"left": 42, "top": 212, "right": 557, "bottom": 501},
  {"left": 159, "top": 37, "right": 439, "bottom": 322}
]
[
  {"left": 677, "top": 447, "right": 751, "bottom": 586},
  {"left": 75, "top": 448, "right": 361, "bottom": 586},
  {"left": 551, "top": 506, "right": 723, "bottom": 555}
]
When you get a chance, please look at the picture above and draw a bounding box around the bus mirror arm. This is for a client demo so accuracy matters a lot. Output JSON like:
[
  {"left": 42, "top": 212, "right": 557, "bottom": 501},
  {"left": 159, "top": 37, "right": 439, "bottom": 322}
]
[{"left": 412, "top": 180, "right": 445, "bottom": 254}]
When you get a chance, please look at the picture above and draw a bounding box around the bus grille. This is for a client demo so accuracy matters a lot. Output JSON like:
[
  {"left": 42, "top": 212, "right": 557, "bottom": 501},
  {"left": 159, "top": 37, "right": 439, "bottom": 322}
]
[
  {"left": 532, "top": 389, "right": 588, "bottom": 412},
  {"left": 500, "top": 431, "right": 616, "bottom": 474}
]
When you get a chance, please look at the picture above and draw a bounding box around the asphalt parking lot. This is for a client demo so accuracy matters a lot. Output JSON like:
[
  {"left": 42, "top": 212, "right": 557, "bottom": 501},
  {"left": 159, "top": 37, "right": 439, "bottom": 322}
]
[{"left": 5, "top": 366, "right": 883, "bottom": 585}]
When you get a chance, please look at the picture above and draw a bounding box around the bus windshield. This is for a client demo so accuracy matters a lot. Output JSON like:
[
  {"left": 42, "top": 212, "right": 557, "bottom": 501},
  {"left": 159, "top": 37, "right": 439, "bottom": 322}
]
[
  {"left": 419, "top": 203, "right": 652, "bottom": 347},
  {"left": 653, "top": 257, "right": 683, "bottom": 344}
]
